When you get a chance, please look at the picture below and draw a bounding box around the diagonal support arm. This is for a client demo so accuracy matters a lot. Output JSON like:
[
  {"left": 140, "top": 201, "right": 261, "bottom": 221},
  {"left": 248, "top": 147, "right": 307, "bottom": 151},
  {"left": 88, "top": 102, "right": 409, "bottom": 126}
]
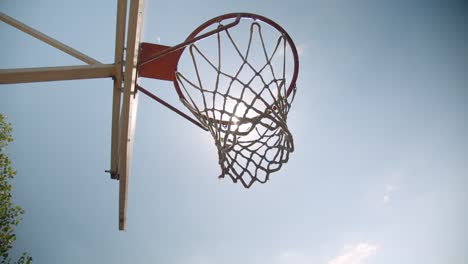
[
  {"left": 136, "top": 85, "right": 208, "bottom": 131},
  {"left": 0, "top": 12, "right": 101, "bottom": 65}
]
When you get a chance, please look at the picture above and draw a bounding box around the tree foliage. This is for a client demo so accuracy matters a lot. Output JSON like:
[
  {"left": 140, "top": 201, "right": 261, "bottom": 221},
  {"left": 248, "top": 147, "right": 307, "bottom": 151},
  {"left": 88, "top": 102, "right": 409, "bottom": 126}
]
[{"left": 0, "top": 114, "right": 32, "bottom": 264}]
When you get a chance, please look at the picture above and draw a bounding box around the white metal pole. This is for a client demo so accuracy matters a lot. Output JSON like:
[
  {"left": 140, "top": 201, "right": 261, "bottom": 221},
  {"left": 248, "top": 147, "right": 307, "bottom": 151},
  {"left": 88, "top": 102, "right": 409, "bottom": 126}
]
[
  {"left": 0, "top": 64, "right": 114, "bottom": 84},
  {"left": 109, "top": 0, "right": 128, "bottom": 179},
  {"left": 117, "top": 0, "right": 144, "bottom": 231}
]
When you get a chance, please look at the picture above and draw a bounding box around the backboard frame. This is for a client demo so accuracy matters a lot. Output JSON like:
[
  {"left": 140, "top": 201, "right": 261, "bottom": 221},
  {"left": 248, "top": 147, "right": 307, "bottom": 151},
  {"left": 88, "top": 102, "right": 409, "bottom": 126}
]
[{"left": 0, "top": 0, "right": 143, "bottom": 231}]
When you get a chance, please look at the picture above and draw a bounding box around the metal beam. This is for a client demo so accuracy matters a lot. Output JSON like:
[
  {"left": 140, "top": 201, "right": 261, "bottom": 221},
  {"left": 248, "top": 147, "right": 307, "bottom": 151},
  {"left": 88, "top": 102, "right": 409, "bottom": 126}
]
[
  {"left": 118, "top": 0, "right": 144, "bottom": 231},
  {"left": 0, "top": 12, "right": 101, "bottom": 65},
  {"left": 0, "top": 64, "right": 115, "bottom": 84},
  {"left": 109, "top": 0, "right": 128, "bottom": 179}
]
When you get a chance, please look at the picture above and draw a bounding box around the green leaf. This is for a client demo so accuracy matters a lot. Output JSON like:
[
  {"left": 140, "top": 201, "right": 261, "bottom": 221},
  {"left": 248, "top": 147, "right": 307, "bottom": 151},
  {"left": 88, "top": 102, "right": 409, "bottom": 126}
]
[{"left": 0, "top": 114, "right": 31, "bottom": 262}]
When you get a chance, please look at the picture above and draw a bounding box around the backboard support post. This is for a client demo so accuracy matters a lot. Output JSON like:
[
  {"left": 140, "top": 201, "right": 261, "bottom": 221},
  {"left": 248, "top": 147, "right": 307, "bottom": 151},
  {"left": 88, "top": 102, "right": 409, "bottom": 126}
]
[
  {"left": 117, "top": 0, "right": 144, "bottom": 231},
  {"left": 109, "top": 0, "right": 128, "bottom": 180}
]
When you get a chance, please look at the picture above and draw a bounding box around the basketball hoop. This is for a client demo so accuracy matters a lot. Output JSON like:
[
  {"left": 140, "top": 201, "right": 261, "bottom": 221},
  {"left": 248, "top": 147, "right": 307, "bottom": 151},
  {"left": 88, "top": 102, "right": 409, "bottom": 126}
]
[{"left": 137, "top": 13, "right": 299, "bottom": 188}]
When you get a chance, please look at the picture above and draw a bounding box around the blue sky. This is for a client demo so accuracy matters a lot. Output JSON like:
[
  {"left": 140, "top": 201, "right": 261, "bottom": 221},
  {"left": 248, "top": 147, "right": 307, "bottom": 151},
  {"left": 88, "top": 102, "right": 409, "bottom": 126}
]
[{"left": 1, "top": 0, "right": 467, "bottom": 263}]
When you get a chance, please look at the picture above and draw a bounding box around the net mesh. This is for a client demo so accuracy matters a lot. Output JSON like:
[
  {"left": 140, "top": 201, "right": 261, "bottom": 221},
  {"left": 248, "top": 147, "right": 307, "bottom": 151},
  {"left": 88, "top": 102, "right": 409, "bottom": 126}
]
[{"left": 176, "top": 19, "right": 296, "bottom": 188}]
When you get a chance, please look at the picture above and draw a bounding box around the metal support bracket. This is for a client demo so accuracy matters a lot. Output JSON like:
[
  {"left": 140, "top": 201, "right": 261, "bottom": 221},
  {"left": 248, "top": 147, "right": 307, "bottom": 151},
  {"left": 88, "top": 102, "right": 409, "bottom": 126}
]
[{"left": 136, "top": 84, "right": 208, "bottom": 131}]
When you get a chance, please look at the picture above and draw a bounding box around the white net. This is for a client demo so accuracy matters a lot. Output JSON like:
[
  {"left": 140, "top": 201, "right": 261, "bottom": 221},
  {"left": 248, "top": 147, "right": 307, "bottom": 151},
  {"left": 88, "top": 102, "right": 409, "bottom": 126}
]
[{"left": 176, "top": 17, "right": 297, "bottom": 188}]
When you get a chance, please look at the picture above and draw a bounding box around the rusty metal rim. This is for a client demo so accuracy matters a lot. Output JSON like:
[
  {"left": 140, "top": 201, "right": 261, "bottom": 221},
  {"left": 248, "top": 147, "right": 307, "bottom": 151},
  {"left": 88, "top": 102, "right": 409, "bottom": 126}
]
[{"left": 173, "top": 12, "right": 299, "bottom": 100}]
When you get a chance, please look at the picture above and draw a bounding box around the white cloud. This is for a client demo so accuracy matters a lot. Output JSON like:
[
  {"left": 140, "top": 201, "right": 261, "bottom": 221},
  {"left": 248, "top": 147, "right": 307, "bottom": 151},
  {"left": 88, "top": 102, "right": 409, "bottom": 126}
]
[
  {"left": 383, "top": 184, "right": 393, "bottom": 203},
  {"left": 383, "top": 194, "right": 390, "bottom": 203},
  {"left": 328, "top": 243, "right": 377, "bottom": 264}
]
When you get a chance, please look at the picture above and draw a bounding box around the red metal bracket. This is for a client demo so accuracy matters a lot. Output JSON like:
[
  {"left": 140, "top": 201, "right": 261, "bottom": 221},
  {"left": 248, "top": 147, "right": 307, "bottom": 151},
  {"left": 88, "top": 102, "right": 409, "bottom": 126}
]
[
  {"left": 136, "top": 15, "right": 241, "bottom": 80},
  {"left": 138, "top": 43, "right": 181, "bottom": 81}
]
